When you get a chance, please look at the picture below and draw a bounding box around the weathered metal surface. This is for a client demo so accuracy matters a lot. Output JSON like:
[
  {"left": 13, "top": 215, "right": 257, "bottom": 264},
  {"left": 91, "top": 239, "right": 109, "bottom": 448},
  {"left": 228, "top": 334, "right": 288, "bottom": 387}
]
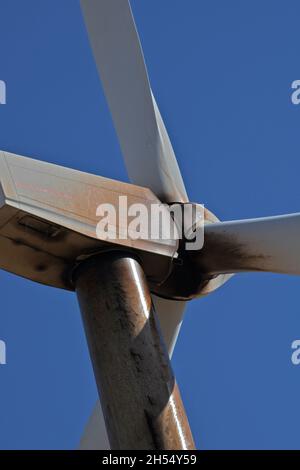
[
  {"left": 149, "top": 208, "right": 227, "bottom": 300},
  {"left": 191, "top": 231, "right": 267, "bottom": 275},
  {"left": 0, "top": 151, "right": 177, "bottom": 257},
  {"left": 0, "top": 150, "right": 178, "bottom": 291},
  {"left": 191, "top": 213, "right": 300, "bottom": 277},
  {"left": 74, "top": 252, "right": 195, "bottom": 450}
]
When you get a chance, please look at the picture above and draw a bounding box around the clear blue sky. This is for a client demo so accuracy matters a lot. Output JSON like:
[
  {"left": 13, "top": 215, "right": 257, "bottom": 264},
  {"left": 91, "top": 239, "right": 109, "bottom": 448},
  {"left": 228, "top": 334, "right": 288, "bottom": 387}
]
[{"left": 0, "top": 0, "right": 300, "bottom": 450}]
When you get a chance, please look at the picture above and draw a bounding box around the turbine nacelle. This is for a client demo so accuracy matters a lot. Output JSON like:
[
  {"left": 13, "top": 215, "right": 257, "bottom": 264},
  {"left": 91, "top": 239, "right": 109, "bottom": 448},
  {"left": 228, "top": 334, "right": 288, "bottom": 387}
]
[
  {"left": 0, "top": 150, "right": 224, "bottom": 299},
  {"left": 0, "top": 151, "right": 177, "bottom": 293}
]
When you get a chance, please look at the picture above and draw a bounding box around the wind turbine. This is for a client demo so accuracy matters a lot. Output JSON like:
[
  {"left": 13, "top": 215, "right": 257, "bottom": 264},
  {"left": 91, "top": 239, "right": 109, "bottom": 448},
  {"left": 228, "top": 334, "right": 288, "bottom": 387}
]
[
  {"left": 1, "top": 0, "right": 300, "bottom": 450},
  {"left": 78, "top": 0, "right": 300, "bottom": 449}
]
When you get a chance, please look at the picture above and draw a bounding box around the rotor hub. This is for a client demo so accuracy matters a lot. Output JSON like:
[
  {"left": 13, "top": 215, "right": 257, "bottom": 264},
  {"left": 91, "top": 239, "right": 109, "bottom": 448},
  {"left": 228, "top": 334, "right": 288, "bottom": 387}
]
[{"left": 148, "top": 204, "right": 231, "bottom": 301}]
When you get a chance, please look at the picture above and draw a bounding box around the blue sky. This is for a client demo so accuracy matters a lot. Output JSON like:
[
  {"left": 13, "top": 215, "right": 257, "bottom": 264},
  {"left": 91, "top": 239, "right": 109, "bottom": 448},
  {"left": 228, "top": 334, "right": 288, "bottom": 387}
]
[{"left": 0, "top": 0, "right": 300, "bottom": 449}]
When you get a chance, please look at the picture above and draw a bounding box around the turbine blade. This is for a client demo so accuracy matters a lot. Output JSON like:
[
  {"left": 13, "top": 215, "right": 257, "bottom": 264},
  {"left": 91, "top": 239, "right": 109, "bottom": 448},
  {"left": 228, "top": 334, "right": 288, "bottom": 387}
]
[
  {"left": 80, "top": 0, "right": 188, "bottom": 203},
  {"left": 195, "top": 213, "right": 300, "bottom": 275},
  {"left": 79, "top": 402, "right": 109, "bottom": 450},
  {"left": 152, "top": 295, "right": 186, "bottom": 357}
]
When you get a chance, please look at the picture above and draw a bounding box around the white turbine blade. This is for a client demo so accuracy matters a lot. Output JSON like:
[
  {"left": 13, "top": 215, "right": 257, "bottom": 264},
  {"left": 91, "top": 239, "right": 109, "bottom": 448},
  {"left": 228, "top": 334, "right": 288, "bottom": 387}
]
[
  {"left": 196, "top": 213, "right": 300, "bottom": 275},
  {"left": 79, "top": 402, "right": 109, "bottom": 450},
  {"left": 152, "top": 295, "right": 186, "bottom": 356},
  {"left": 78, "top": 296, "right": 186, "bottom": 450},
  {"left": 80, "top": 0, "right": 188, "bottom": 203}
]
